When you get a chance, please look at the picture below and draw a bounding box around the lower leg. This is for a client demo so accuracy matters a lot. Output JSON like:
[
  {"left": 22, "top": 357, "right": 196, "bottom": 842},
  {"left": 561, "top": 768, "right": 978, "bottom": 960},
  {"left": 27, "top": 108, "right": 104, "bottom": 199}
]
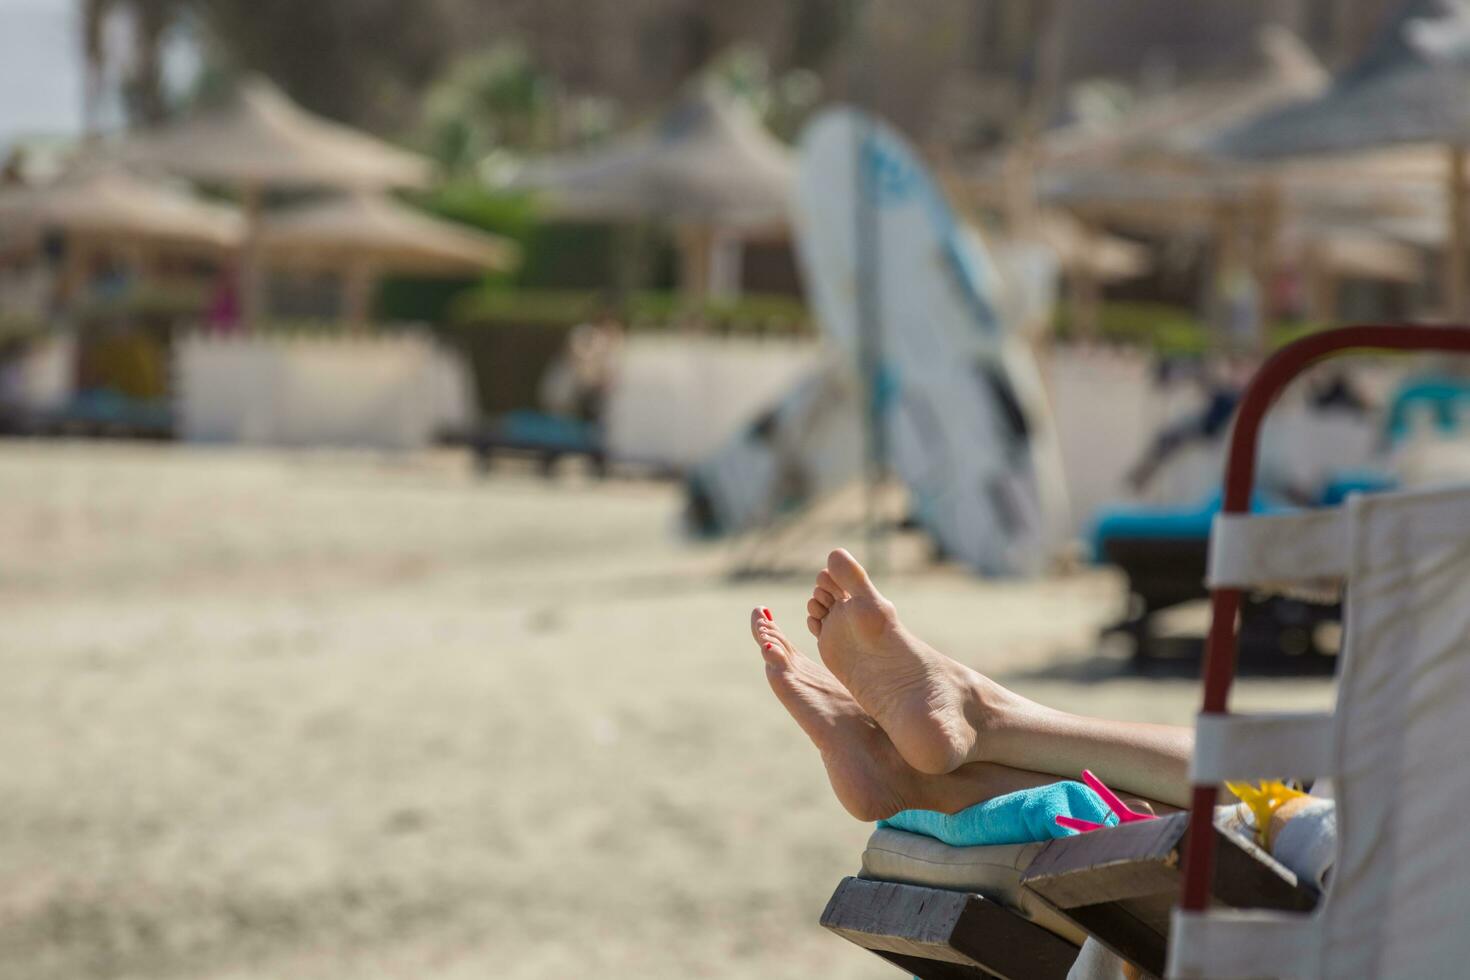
[{"left": 967, "top": 676, "right": 1193, "bottom": 808}]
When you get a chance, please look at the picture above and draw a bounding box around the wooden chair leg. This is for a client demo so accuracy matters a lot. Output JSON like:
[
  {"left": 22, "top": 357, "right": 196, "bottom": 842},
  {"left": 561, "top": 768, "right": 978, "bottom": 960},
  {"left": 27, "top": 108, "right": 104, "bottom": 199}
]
[{"left": 821, "top": 877, "right": 1079, "bottom": 980}]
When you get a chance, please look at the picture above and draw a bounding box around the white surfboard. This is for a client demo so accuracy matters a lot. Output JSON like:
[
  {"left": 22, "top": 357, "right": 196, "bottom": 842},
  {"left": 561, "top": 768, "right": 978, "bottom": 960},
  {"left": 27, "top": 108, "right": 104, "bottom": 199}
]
[
  {"left": 685, "top": 358, "right": 863, "bottom": 538},
  {"left": 792, "top": 107, "right": 1068, "bottom": 574}
]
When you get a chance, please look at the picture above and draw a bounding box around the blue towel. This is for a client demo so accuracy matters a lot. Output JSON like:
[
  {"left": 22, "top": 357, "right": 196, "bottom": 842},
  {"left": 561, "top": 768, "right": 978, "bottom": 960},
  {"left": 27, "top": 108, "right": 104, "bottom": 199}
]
[{"left": 879, "top": 780, "right": 1118, "bottom": 846}]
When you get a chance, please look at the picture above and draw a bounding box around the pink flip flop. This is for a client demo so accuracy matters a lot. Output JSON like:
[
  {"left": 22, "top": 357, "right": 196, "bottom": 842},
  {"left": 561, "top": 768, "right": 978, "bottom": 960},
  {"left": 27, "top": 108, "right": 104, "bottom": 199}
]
[{"left": 1054, "top": 769, "right": 1158, "bottom": 834}]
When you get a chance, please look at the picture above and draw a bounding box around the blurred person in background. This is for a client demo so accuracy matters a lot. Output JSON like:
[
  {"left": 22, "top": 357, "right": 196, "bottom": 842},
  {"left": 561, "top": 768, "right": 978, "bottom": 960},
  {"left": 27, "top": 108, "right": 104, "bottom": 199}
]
[
  {"left": 1125, "top": 355, "right": 1255, "bottom": 493},
  {"left": 541, "top": 301, "right": 625, "bottom": 429}
]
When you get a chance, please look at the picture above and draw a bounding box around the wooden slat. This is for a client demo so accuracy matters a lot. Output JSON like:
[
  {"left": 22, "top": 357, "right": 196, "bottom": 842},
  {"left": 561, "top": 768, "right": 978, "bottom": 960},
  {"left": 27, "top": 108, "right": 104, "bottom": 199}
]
[
  {"left": 1018, "top": 812, "right": 1318, "bottom": 978},
  {"left": 1022, "top": 815, "right": 1188, "bottom": 908},
  {"left": 1022, "top": 813, "right": 1314, "bottom": 913},
  {"left": 874, "top": 950, "right": 998, "bottom": 980},
  {"left": 821, "top": 877, "right": 1078, "bottom": 980}
]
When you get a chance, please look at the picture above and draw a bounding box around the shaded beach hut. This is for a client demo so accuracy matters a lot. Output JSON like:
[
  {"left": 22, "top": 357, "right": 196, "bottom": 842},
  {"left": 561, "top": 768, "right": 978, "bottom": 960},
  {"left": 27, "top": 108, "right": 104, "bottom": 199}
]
[
  {"left": 258, "top": 192, "right": 516, "bottom": 323},
  {"left": 0, "top": 167, "right": 242, "bottom": 302},
  {"left": 117, "top": 76, "right": 431, "bottom": 322},
  {"left": 1212, "top": 0, "right": 1470, "bottom": 317},
  {"left": 506, "top": 84, "right": 792, "bottom": 297}
]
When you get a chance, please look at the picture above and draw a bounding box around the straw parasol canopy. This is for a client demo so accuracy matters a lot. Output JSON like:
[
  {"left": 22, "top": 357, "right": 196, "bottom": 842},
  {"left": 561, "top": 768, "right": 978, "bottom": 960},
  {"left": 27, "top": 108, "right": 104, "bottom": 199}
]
[
  {"left": 1212, "top": 0, "right": 1470, "bottom": 316},
  {"left": 1033, "top": 210, "right": 1151, "bottom": 282},
  {"left": 117, "top": 75, "right": 433, "bottom": 324},
  {"left": 259, "top": 192, "right": 516, "bottom": 323},
  {"left": 118, "top": 76, "right": 431, "bottom": 190},
  {"left": 1027, "top": 25, "right": 1330, "bottom": 174},
  {"left": 506, "top": 82, "right": 792, "bottom": 296},
  {"left": 0, "top": 167, "right": 241, "bottom": 253},
  {"left": 508, "top": 83, "right": 792, "bottom": 224},
  {"left": 0, "top": 167, "right": 242, "bottom": 304}
]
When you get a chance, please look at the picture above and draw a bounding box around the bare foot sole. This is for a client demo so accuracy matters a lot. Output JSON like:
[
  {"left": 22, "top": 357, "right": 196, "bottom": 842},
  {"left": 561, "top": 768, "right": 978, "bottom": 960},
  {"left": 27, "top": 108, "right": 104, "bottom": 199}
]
[
  {"left": 806, "top": 549, "right": 1002, "bottom": 776},
  {"left": 749, "top": 607, "right": 921, "bottom": 822}
]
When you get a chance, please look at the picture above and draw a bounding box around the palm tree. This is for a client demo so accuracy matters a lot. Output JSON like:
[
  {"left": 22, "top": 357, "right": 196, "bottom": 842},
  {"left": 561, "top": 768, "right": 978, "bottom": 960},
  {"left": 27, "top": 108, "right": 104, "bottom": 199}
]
[
  {"left": 77, "top": 0, "right": 184, "bottom": 129},
  {"left": 79, "top": 0, "right": 111, "bottom": 135}
]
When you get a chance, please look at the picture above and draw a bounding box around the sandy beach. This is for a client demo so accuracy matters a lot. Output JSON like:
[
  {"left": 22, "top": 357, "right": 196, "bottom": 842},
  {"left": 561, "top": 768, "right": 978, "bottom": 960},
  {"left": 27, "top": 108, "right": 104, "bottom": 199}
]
[{"left": 0, "top": 442, "right": 1336, "bottom": 979}]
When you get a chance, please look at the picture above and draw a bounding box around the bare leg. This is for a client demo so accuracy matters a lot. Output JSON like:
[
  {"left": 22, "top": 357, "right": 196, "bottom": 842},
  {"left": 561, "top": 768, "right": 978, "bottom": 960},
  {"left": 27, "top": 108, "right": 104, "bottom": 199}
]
[
  {"left": 748, "top": 607, "right": 1068, "bottom": 820},
  {"left": 807, "top": 550, "right": 1193, "bottom": 808}
]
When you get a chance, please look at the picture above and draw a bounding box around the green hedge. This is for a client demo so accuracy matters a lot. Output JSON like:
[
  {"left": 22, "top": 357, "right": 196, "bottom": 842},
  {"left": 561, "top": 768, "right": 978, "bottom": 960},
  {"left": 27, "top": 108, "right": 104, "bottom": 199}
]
[
  {"left": 440, "top": 288, "right": 812, "bottom": 416},
  {"left": 448, "top": 288, "right": 811, "bottom": 335}
]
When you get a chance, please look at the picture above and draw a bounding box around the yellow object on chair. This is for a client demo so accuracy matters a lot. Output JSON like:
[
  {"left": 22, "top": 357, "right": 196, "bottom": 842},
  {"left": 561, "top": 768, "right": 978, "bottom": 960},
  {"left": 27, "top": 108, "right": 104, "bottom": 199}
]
[{"left": 1225, "top": 780, "right": 1308, "bottom": 848}]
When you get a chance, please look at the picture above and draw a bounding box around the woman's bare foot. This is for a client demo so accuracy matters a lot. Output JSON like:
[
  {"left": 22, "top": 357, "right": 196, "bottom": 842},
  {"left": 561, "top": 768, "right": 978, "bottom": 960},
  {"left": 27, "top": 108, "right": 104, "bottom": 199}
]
[
  {"left": 750, "top": 607, "right": 922, "bottom": 821},
  {"left": 806, "top": 549, "right": 1010, "bottom": 776},
  {"left": 749, "top": 608, "right": 1106, "bottom": 818}
]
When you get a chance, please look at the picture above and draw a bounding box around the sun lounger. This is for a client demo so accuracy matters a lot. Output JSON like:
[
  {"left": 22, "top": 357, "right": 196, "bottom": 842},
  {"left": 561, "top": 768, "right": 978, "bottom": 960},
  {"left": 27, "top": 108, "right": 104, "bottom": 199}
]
[
  {"left": 1091, "top": 493, "right": 1340, "bottom": 668},
  {"left": 824, "top": 813, "right": 1318, "bottom": 979},
  {"left": 454, "top": 410, "right": 607, "bottom": 477},
  {"left": 1169, "top": 325, "right": 1470, "bottom": 978}
]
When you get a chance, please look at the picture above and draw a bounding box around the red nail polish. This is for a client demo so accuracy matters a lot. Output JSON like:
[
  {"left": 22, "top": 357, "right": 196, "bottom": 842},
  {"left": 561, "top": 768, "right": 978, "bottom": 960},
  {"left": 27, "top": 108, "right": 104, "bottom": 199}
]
[
  {"left": 763, "top": 643, "right": 773, "bottom": 651},
  {"left": 762, "top": 607, "right": 772, "bottom": 620}
]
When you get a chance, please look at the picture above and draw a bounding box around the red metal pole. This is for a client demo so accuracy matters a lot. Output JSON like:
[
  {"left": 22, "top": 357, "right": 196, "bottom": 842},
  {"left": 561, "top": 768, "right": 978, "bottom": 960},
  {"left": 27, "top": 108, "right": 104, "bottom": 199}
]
[{"left": 1179, "top": 325, "right": 1470, "bottom": 913}]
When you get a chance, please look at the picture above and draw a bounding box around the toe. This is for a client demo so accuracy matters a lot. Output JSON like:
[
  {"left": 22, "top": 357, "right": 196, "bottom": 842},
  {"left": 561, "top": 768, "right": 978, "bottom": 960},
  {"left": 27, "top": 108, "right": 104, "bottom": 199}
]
[
  {"left": 827, "top": 548, "right": 876, "bottom": 597},
  {"left": 752, "top": 608, "right": 802, "bottom": 668},
  {"left": 807, "top": 615, "right": 822, "bottom": 637},
  {"left": 816, "top": 569, "right": 845, "bottom": 599},
  {"left": 812, "top": 587, "right": 836, "bottom": 611},
  {"left": 749, "top": 606, "right": 770, "bottom": 641},
  {"left": 806, "top": 597, "right": 828, "bottom": 620},
  {"left": 762, "top": 619, "right": 797, "bottom": 653},
  {"left": 757, "top": 628, "right": 793, "bottom": 669}
]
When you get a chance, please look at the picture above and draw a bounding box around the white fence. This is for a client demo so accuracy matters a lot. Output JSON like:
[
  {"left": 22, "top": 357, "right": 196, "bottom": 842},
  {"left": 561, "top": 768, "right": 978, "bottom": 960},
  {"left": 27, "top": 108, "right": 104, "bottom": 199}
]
[
  {"left": 174, "top": 332, "right": 472, "bottom": 450},
  {"left": 0, "top": 332, "right": 73, "bottom": 413}
]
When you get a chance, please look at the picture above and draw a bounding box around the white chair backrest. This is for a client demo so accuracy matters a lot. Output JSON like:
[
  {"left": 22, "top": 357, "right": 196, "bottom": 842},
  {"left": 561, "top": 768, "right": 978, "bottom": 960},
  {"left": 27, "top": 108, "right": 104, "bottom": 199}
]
[
  {"left": 1172, "top": 484, "right": 1470, "bottom": 979},
  {"left": 1324, "top": 486, "right": 1470, "bottom": 977}
]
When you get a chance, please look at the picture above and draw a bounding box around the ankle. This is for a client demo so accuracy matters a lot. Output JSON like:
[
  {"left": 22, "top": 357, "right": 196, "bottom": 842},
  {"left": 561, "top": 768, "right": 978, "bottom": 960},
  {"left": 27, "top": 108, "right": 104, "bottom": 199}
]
[{"left": 956, "top": 665, "right": 1020, "bottom": 763}]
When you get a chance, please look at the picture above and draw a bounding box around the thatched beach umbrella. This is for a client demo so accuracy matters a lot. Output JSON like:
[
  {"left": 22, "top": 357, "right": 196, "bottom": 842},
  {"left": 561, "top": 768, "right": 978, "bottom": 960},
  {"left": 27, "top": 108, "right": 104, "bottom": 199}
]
[
  {"left": 506, "top": 83, "right": 792, "bottom": 296},
  {"left": 0, "top": 168, "right": 242, "bottom": 302},
  {"left": 1212, "top": 0, "right": 1470, "bottom": 317},
  {"left": 118, "top": 76, "right": 432, "bottom": 323},
  {"left": 1025, "top": 210, "right": 1151, "bottom": 338},
  {"left": 259, "top": 192, "right": 516, "bottom": 323}
]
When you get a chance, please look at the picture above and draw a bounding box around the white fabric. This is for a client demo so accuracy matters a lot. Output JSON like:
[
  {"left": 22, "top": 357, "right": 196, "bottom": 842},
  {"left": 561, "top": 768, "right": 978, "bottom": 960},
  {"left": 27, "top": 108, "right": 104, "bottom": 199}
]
[
  {"left": 1169, "top": 485, "right": 1470, "bottom": 979},
  {"left": 1190, "top": 712, "right": 1335, "bottom": 784},
  {"left": 1206, "top": 509, "right": 1348, "bottom": 589},
  {"left": 1067, "top": 938, "right": 1128, "bottom": 980},
  {"left": 1169, "top": 910, "right": 1318, "bottom": 978},
  {"left": 603, "top": 336, "right": 820, "bottom": 469}
]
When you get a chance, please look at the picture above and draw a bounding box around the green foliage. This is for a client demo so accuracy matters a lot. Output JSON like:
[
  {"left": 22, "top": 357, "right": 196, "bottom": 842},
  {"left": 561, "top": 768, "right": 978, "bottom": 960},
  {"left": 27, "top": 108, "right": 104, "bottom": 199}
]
[
  {"left": 378, "top": 184, "right": 538, "bottom": 321},
  {"left": 74, "top": 282, "right": 211, "bottom": 326},
  {"left": 376, "top": 277, "right": 481, "bottom": 325},
  {"left": 421, "top": 42, "right": 554, "bottom": 174},
  {"left": 1054, "top": 301, "right": 1210, "bottom": 353},
  {"left": 704, "top": 45, "right": 821, "bottom": 141},
  {"left": 0, "top": 313, "right": 47, "bottom": 346},
  {"left": 447, "top": 288, "right": 811, "bottom": 336}
]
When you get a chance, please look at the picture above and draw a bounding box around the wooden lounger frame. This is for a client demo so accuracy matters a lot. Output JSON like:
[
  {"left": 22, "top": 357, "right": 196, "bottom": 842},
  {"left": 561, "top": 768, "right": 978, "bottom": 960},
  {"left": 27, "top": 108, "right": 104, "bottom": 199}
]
[
  {"left": 1021, "top": 813, "right": 1315, "bottom": 978},
  {"left": 821, "top": 876, "right": 1079, "bottom": 980},
  {"left": 823, "top": 812, "right": 1318, "bottom": 978}
]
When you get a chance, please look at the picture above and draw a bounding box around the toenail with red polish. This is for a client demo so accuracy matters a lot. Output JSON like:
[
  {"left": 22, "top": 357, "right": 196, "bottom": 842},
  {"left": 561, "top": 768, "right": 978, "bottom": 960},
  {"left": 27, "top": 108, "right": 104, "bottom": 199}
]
[
  {"left": 763, "top": 643, "right": 773, "bottom": 651},
  {"left": 762, "top": 607, "right": 772, "bottom": 620}
]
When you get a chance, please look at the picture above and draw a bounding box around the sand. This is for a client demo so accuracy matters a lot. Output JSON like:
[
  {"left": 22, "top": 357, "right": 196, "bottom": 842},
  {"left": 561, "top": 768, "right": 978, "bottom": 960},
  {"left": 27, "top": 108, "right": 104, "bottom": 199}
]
[{"left": 0, "top": 442, "right": 1335, "bottom": 979}]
